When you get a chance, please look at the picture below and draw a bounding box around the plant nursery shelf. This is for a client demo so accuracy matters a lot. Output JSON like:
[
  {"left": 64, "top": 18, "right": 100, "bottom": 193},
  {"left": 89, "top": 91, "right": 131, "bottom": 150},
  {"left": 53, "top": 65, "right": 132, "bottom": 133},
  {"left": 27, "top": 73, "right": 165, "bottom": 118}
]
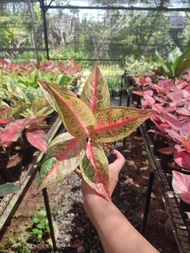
[
  {"left": 0, "top": 116, "right": 62, "bottom": 231},
  {"left": 140, "top": 123, "right": 190, "bottom": 253}
]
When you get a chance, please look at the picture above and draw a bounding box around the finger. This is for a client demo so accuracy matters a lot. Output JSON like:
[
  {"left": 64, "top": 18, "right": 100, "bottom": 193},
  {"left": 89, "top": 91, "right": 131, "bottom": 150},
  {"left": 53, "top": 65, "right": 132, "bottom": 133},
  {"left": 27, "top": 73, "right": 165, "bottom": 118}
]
[
  {"left": 109, "top": 151, "right": 125, "bottom": 170},
  {"left": 112, "top": 149, "right": 125, "bottom": 161},
  {"left": 75, "top": 168, "right": 82, "bottom": 178}
]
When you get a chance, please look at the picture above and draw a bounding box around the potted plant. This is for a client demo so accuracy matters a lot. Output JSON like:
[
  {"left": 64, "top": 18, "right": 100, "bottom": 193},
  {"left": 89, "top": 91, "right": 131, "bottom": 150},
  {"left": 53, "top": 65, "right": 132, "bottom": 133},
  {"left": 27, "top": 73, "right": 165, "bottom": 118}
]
[
  {"left": 0, "top": 183, "right": 20, "bottom": 196},
  {"left": 0, "top": 115, "right": 48, "bottom": 182},
  {"left": 154, "top": 40, "right": 190, "bottom": 79},
  {"left": 37, "top": 65, "right": 154, "bottom": 200}
]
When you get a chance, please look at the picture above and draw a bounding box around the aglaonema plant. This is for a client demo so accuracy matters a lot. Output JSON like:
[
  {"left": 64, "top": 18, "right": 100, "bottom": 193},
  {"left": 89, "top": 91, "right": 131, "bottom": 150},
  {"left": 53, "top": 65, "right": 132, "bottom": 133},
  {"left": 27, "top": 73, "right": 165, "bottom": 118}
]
[{"left": 37, "top": 65, "right": 154, "bottom": 200}]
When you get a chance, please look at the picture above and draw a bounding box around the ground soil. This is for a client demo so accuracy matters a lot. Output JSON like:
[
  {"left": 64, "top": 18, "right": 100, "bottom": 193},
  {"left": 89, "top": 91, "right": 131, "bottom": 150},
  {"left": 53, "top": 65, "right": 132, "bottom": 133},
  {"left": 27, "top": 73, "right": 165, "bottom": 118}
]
[{"left": 0, "top": 130, "right": 180, "bottom": 253}]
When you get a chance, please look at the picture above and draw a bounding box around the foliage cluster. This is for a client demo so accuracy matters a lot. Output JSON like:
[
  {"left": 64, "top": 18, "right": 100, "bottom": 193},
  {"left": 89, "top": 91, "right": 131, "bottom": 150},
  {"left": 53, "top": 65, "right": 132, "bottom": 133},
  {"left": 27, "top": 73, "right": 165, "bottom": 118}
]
[
  {"left": 0, "top": 58, "right": 82, "bottom": 194},
  {"left": 0, "top": 208, "right": 53, "bottom": 253},
  {"left": 0, "top": 233, "right": 31, "bottom": 253},
  {"left": 131, "top": 43, "right": 190, "bottom": 213},
  {"left": 28, "top": 208, "right": 51, "bottom": 243},
  {"left": 133, "top": 42, "right": 190, "bottom": 170}
]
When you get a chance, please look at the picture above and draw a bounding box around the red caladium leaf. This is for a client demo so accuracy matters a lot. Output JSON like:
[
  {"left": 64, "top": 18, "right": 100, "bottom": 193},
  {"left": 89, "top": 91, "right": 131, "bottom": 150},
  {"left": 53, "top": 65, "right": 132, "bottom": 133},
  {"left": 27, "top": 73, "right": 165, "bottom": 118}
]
[
  {"left": 141, "top": 90, "right": 155, "bottom": 108},
  {"left": 80, "top": 64, "right": 110, "bottom": 114},
  {"left": 91, "top": 107, "right": 154, "bottom": 143},
  {"left": 26, "top": 129, "right": 47, "bottom": 153},
  {"left": 0, "top": 116, "right": 46, "bottom": 148},
  {"left": 80, "top": 140, "right": 110, "bottom": 200},
  {"left": 174, "top": 150, "right": 190, "bottom": 169},
  {"left": 182, "top": 138, "right": 190, "bottom": 153},
  {"left": 162, "top": 112, "right": 181, "bottom": 131},
  {"left": 176, "top": 107, "right": 190, "bottom": 116},
  {"left": 168, "top": 90, "right": 183, "bottom": 102},
  {"left": 38, "top": 132, "right": 86, "bottom": 191},
  {"left": 165, "top": 129, "right": 181, "bottom": 143},
  {"left": 159, "top": 146, "right": 175, "bottom": 155},
  {"left": 172, "top": 170, "right": 190, "bottom": 204},
  {"left": 180, "top": 122, "right": 190, "bottom": 140},
  {"left": 0, "top": 117, "right": 38, "bottom": 147},
  {"left": 0, "top": 118, "right": 12, "bottom": 125},
  {"left": 39, "top": 81, "right": 95, "bottom": 138},
  {"left": 0, "top": 108, "right": 13, "bottom": 125}
]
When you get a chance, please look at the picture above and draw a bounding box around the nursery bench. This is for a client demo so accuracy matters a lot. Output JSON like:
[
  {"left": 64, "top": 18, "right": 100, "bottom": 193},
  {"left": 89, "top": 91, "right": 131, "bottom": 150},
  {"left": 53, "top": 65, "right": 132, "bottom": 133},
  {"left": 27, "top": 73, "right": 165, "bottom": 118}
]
[
  {"left": 0, "top": 116, "right": 62, "bottom": 232},
  {"left": 140, "top": 123, "right": 190, "bottom": 253}
]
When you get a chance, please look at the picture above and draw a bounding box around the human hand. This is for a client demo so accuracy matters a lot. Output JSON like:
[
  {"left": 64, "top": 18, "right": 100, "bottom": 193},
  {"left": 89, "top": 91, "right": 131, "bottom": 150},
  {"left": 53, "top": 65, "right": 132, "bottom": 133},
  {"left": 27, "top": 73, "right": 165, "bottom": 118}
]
[
  {"left": 108, "top": 149, "right": 126, "bottom": 195},
  {"left": 75, "top": 149, "right": 125, "bottom": 198}
]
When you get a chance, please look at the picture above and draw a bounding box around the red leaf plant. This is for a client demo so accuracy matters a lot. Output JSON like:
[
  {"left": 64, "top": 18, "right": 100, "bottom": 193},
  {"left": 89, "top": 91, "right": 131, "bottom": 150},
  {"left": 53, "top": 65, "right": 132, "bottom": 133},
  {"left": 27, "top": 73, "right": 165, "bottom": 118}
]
[
  {"left": 0, "top": 116, "right": 48, "bottom": 160},
  {"left": 37, "top": 65, "right": 154, "bottom": 200},
  {"left": 134, "top": 73, "right": 190, "bottom": 170},
  {"left": 0, "top": 108, "right": 13, "bottom": 125},
  {"left": 0, "top": 58, "right": 81, "bottom": 77},
  {"left": 172, "top": 170, "right": 190, "bottom": 204}
]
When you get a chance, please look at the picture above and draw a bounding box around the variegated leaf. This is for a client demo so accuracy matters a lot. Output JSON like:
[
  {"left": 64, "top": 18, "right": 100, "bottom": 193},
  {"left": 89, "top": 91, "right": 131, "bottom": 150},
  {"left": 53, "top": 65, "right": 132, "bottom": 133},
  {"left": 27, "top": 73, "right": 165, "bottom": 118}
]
[
  {"left": 0, "top": 116, "right": 45, "bottom": 147},
  {"left": 39, "top": 81, "right": 95, "bottom": 138},
  {"left": 172, "top": 170, "right": 190, "bottom": 204},
  {"left": 38, "top": 132, "right": 85, "bottom": 191},
  {"left": 80, "top": 140, "right": 110, "bottom": 200},
  {"left": 80, "top": 65, "right": 110, "bottom": 114},
  {"left": 0, "top": 184, "right": 20, "bottom": 196},
  {"left": 26, "top": 129, "right": 48, "bottom": 153},
  {"left": 91, "top": 107, "right": 154, "bottom": 143},
  {"left": 174, "top": 150, "right": 190, "bottom": 169},
  {"left": 182, "top": 138, "right": 190, "bottom": 153}
]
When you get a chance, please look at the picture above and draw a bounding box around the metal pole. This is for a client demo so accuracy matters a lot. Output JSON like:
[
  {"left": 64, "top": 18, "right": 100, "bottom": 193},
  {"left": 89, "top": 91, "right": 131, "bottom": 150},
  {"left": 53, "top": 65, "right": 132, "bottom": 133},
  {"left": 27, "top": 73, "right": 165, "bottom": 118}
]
[
  {"left": 28, "top": 0, "right": 38, "bottom": 60},
  {"left": 119, "top": 75, "right": 123, "bottom": 107},
  {"left": 40, "top": 0, "right": 50, "bottom": 60},
  {"left": 141, "top": 171, "right": 154, "bottom": 235},
  {"left": 42, "top": 187, "right": 57, "bottom": 252}
]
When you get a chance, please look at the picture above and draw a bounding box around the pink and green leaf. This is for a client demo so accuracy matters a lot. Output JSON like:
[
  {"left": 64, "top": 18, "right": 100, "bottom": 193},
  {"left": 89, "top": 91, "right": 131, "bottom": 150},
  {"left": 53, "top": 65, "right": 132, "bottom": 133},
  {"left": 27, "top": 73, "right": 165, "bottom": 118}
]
[
  {"left": 0, "top": 116, "right": 45, "bottom": 147},
  {"left": 80, "top": 65, "right": 110, "bottom": 114},
  {"left": 38, "top": 132, "right": 85, "bottom": 191},
  {"left": 80, "top": 140, "right": 110, "bottom": 200},
  {"left": 182, "top": 138, "right": 190, "bottom": 153},
  {"left": 180, "top": 122, "right": 190, "bottom": 140},
  {"left": 91, "top": 107, "right": 154, "bottom": 143},
  {"left": 26, "top": 129, "right": 48, "bottom": 153},
  {"left": 172, "top": 170, "right": 190, "bottom": 204},
  {"left": 174, "top": 150, "right": 190, "bottom": 169},
  {"left": 0, "top": 118, "right": 12, "bottom": 125},
  {"left": 163, "top": 112, "right": 181, "bottom": 131},
  {"left": 39, "top": 81, "right": 95, "bottom": 138}
]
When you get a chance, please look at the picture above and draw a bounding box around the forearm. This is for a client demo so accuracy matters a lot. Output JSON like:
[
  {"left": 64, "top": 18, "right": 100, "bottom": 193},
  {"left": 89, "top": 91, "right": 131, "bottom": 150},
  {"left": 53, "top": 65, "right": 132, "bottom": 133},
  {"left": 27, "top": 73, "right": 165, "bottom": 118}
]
[{"left": 83, "top": 193, "right": 159, "bottom": 253}]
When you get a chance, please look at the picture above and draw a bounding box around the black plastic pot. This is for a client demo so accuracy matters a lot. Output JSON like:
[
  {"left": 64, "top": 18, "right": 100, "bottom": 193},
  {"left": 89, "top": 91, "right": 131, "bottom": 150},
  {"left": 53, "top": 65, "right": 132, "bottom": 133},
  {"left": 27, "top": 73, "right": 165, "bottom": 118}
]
[
  {"left": 153, "top": 135, "right": 168, "bottom": 156},
  {"left": 0, "top": 153, "right": 23, "bottom": 182},
  {"left": 159, "top": 152, "right": 173, "bottom": 171},
  {"left": 13, "top": 144, "right": 34, "bottom": 166}
]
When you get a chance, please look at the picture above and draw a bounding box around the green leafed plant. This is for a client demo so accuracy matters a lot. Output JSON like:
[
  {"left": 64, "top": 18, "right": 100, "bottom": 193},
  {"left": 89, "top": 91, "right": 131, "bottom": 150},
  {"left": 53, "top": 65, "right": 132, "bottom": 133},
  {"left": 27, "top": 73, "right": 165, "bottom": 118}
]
[
  {"left": 38, "top": 65, "right": 154, "bottom": 200},
  {"left": 0, "top": 183, "right": 20, "bottom": 196},
  {"left": 155, "top": 40, "right": 190, "bottom": 78},
  {"left": 29, "top": 208, "right": 51, "bottom": 243}
]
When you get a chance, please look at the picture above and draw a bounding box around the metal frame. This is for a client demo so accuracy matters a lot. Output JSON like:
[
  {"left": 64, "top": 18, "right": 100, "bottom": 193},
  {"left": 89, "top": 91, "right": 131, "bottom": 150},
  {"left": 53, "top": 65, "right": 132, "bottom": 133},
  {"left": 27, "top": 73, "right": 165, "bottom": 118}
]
[
  {"left": 1, "top": 0, "right": 190, "bottom": 61},
  {"left": 38, "top": 0, "right": 190, "bottom": 61}
]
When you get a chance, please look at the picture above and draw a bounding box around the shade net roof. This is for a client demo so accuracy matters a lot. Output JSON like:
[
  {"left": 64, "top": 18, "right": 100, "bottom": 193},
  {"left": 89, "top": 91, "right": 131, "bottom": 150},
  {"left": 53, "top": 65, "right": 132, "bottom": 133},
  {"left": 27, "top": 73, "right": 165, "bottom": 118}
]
[{"left": 0, "top": 0, "right": 190, "bottom": 63}]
